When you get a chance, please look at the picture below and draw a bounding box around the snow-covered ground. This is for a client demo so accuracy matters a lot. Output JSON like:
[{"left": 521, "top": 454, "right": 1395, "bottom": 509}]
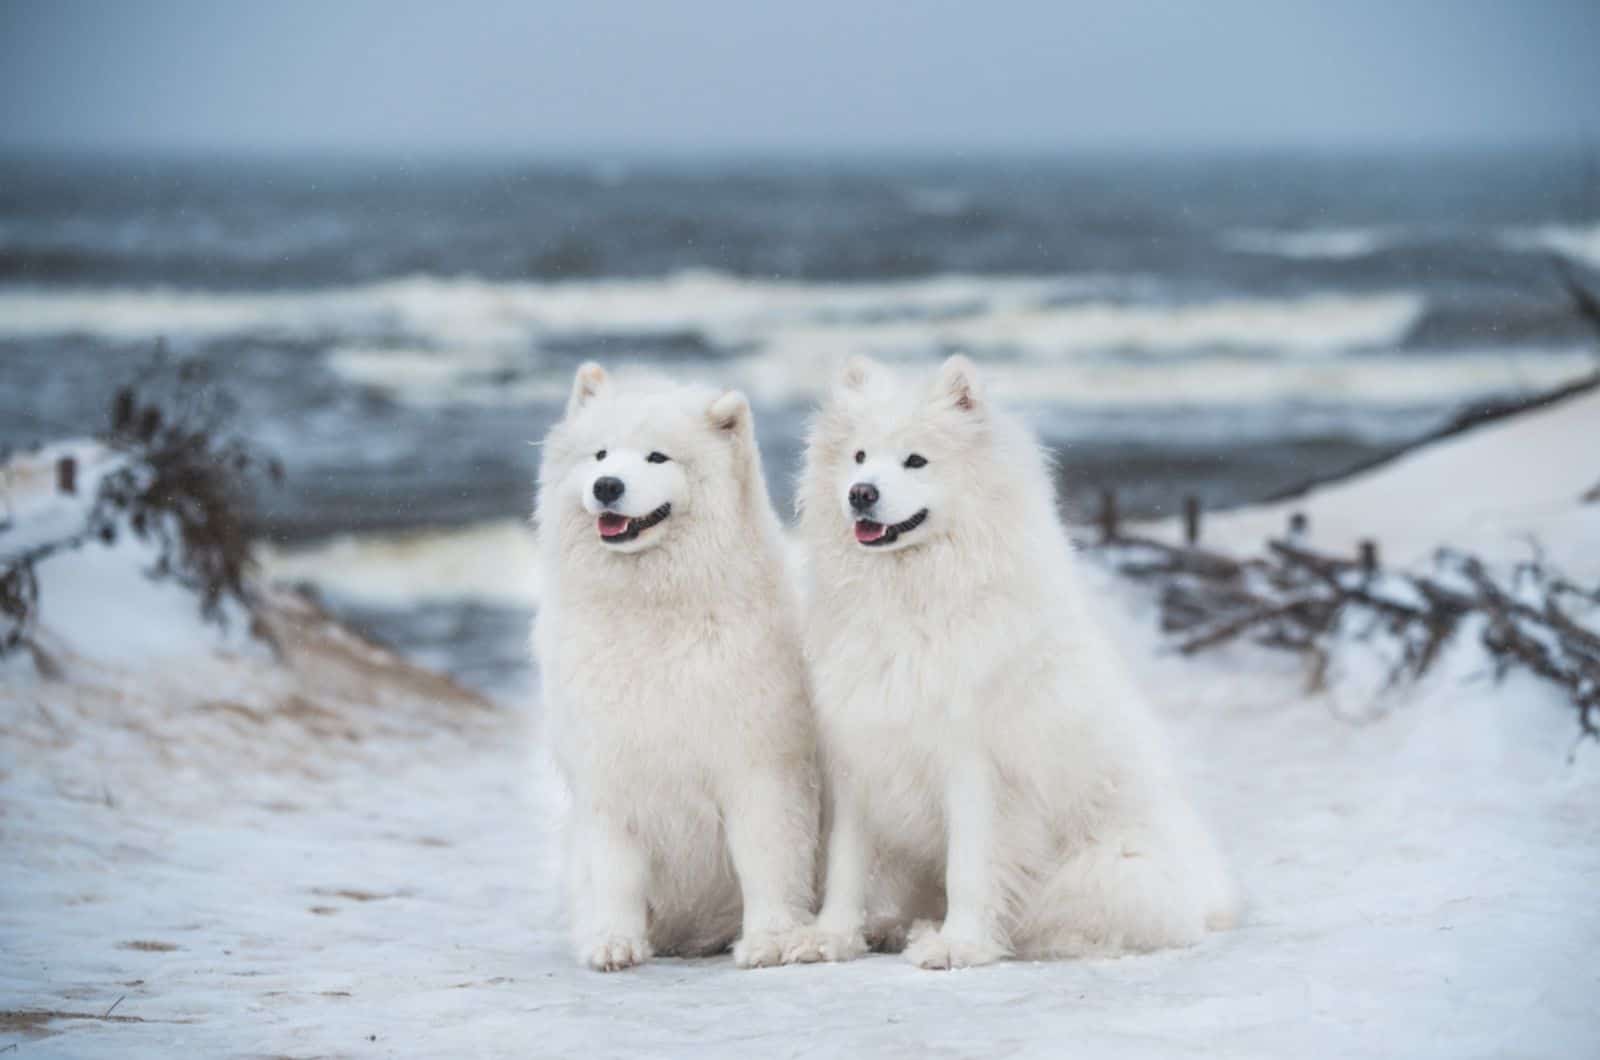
[
  {"left": 1134, "top": 388, "right": 1600, "bottom": 579},
  {"left": 3, "top": 394, "right": 1599, "bottom": 1057}
]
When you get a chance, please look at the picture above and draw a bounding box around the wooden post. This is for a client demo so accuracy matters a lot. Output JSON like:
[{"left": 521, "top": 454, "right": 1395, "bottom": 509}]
[
  {"left": 1099, "top": 488, "right": 1119, "bottom": 544},
  {"left": 1359, "top": 539, "right": 1379, "bottom": 575},
  {"left": 112, "top": 387, "right": 135, "bottom": 434},
  {"left": 1183, "top": 495, "right": 1201, "bottom": 546},
  {"left": 56, "top": 456, "right": 77, "bottom": 495}
]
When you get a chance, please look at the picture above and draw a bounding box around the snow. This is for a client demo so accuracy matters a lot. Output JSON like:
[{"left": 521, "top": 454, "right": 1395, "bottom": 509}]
[
  {"left": 1135, "top": 387, "right": 1600, "bottom": 578},
  {"left": 0, "top": 442, "right": 119, "bottom": 558},
  {"left": 5, "top": 402, "right": 1600, "bottom": 1057}
]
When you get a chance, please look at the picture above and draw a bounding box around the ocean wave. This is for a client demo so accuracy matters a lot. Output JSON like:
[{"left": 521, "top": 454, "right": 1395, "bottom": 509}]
[
  {"left": 734, "top": 348, "right": 1598, "bottom": 411},
  {"left": 1222, "top": 227, "right": 1399, "bottom": 260},
  {"left": 259, "top": 519, "right": 539, "bottom": 607},
  {"left": 299, "top": 282, "right": 1429, "bottom": 406},
  {"left": 748, "top": 291, "right": 1425, "bottom": 367},
  {"left": 1499, "top": 221, "right": 1600, "bottom": 269},
  {"left": 0, "top": 271, "right": 1092, "bottom": 351},
  {"left": 322, "top": 335, "right": 1593, "bottom": 415},
  {"left": 0, "top": 271, "right": 1423, "bottom": 367}
]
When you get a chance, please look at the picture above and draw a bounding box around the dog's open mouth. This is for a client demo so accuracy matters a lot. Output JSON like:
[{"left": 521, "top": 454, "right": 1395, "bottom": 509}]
[
  {"left": 597, "top": 503, "right": 672, "bottom": 544},
  {"left": 854, "top": 509, "right": 928, "bottom": 547}
]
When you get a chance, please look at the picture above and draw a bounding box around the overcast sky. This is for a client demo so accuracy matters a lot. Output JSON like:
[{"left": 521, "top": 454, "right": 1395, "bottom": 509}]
[{"left": 2, "top": 0, "right": 1596, "bottom": 156}]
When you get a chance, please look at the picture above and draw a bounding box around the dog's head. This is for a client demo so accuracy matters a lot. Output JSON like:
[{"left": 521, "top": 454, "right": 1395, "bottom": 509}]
[
  {"left": 801, "top": 354, "right": 991, "bottom": 555},
  {"left": 539, "top": 363, "right": 758, "bottom": 556}
]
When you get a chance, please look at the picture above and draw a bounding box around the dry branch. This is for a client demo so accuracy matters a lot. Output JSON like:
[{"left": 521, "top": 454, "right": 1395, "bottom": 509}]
[{"left": 1094, "top": 529, "right": 1600, "bottom": 742}]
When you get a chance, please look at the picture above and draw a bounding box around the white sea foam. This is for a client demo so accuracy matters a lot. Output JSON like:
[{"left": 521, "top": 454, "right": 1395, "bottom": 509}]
[
  {"left": 747, "top": 291, "right": 1425, "bottom": 366},
  {"left": 0, "top": 276, "right": 560, "bottom": 348},
  {"left": 7, "top": 270, "right": 1582, "bottom": 418},
  {"left": 0, "top": 271, "right": 1083, "bottom": 345},
  {"left": 735, "top": 347, "right": 1598, "bottom": 410},
  {"left": 1500, "top": 221, "right": 1600, "bottom": 269},
  {"left": 0, "top": 271, "right": 1433, "bottom": 408},
  {"left": 259, "top": 519, "right": 540, "bottom": 608},
  {"left": 320, "top": 340, "right": 1593, "bottom": 418},
  {"left": 0, "top": 271, "right": 1416, "bottom": 358},
  {"left": 1223, "top": 227, "right": 1397, "bottom": 260}
]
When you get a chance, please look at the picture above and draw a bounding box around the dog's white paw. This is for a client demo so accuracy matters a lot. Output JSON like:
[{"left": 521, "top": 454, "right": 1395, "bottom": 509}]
[
  {"left": 781, "top": 923, "right": 869, "bottom": 964},
  {"left": 581, "top": 934, "right": 651, "bottom": 972},
  {"left": 733, "top": 928, "right": 790, "bottom": 969},
  {"left": 903, "top": 928, "right": 1005, "bottom": 971}
]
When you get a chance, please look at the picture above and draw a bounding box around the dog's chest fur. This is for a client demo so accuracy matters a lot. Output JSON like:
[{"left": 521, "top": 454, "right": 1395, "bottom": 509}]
[
  {"left": 558, "top": 606, "right": 750, "bottom": 739},
  {"left": 808, "top": 591, "right": 994, "bottom": 850},
  {"left": 544, "top": 567, "right": 804, "bottom": 802}
]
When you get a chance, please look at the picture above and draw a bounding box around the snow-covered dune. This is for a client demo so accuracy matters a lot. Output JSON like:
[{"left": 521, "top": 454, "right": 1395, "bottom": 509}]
[
  {"left": 1137, "top": 386, "right": 1600, "bottom": 578},
  {"left": 3, "top": 398, "right": 1598, "bottom": 1056}
]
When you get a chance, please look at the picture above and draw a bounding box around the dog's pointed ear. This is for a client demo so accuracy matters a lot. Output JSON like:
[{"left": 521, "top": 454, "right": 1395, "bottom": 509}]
[
  {"left": 839, "top": 355, "right": 877, "bottom": 393},
  {"left": 931, "top": 354, "right": 982, "bottom": 415},
  {"left": 567, "top": 362, "right": 608, "bottom": 416},
  {"left": 707, "top": 389, "right": 751, "bottom": 436},
  {"left": 709, "top": 389, "right": 770, "bottom": 508}
]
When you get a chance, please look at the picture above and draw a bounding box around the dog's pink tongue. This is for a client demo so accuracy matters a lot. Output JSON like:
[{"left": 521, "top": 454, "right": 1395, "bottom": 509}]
[
  {"left": 598, "top": 513, "right": 631, "bottom": 538},
  {"left": 854, "top": 520, "right": 886, "bottom": 543}
]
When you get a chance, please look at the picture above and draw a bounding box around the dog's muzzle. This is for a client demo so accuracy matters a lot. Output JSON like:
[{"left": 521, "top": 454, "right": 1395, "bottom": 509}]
[
  {"left": 854, "top": 508, "right": 928, "bottom": 546},
  {"left": 597, "top": 502, "right": 672, "bottom": 544}
]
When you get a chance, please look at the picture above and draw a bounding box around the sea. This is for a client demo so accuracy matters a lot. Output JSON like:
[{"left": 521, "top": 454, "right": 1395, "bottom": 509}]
[{"left": 2, "top": 150, "right": 1597, "bottom": 697}]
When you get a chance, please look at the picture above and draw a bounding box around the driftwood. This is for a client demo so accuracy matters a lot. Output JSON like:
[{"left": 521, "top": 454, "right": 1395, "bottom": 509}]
[
  {"left": 1096, "top": 268, "right": 1600, "bottom": 740},
  {"left": 1096, "top": 525, "right": 1600, "bottom": 742}
]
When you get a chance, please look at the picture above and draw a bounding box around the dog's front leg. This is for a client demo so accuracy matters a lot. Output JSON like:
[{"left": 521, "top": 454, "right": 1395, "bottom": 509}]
[
  {"left": 724, "top": 769, "right": 815, "bottom": 968},
  {"left": 784, "top": 780, "right": 870, "bottom": 963},
  {"left": 576, "top": 813, "right": 653, "bottom": 972},
  {"left": 906, "top": 739, "right": 1009, "bottom": 970}
]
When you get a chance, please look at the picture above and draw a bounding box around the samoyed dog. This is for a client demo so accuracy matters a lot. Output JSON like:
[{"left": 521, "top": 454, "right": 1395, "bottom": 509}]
[
  {"left": 534, "top": 363, "right": 818, "bottom": 971},
  {"left": 791, "top": 355, "right": 1235, "bottom": 969}
]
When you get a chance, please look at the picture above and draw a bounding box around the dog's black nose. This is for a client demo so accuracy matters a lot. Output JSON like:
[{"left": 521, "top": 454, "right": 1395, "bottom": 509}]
[
  {"left": 593, "top": 476, "right": 625, "bottom": 504},
  {"left": 848, "top": 482, "right": 879, "bottom": 512}
]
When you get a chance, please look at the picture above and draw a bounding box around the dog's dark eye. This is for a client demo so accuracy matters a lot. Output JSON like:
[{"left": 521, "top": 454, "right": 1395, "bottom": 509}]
[
  {"left": 595, "top": 449, "right": 607, "bottom": 461},
  {"left": 854, "top": 450, "right": 865, "bottom": 464},
  {"left": 647, "top": 451, "right": 669, "bottom": 464},
  {"left": 904, "top": 453, "right": 927, "bottom": 469}
]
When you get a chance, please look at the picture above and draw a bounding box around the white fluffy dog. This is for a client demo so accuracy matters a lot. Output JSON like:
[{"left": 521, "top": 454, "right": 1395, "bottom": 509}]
[
  {"left": 791, "top": 355, "right": 1236, "bottom": 969},
  {"left": 534, "top": 363, "right": 818, "bottom": 971}
]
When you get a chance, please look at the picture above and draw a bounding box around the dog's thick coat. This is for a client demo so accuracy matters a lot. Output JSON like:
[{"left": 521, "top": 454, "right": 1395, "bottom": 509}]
[
  {"left": 793, "top": 355, "right": 1236, "bottom": 969},
  {"left": 534, "top": 365, "right": 817, "bottom": 971}
]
